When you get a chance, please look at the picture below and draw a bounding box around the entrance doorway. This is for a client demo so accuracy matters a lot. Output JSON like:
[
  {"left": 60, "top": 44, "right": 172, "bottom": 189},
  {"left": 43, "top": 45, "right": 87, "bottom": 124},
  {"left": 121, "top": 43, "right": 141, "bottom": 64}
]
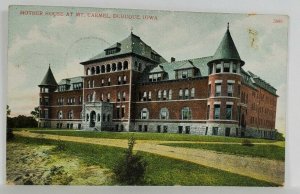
[{"left": 90, "top": 111, "right": 96, "bottom": 127}]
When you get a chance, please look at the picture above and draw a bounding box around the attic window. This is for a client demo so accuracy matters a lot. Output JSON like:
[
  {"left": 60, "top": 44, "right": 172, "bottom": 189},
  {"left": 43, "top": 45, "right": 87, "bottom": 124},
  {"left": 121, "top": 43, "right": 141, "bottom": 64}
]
[
  {"left": 177, "top": 69, "right": 193, "bottom": 79},
  {"left": 105, "top": 47, "right": 120, "bottom": 55},
  {"left": 149, "top": 73, "right": 162, "bottom": 82}
]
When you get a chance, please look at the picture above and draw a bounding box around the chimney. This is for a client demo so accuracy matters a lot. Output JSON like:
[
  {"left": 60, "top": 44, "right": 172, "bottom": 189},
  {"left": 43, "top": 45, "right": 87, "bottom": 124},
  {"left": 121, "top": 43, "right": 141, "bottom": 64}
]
[{"left": 171, "top": 57, "right": 175, "bottom": 62}]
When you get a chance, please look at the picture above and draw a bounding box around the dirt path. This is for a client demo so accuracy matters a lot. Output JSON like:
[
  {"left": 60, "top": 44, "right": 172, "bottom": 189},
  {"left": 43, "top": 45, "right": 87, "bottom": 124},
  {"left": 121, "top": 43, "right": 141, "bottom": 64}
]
[{"left": 15, "top": 130, "right": 284, "bottom": 185}]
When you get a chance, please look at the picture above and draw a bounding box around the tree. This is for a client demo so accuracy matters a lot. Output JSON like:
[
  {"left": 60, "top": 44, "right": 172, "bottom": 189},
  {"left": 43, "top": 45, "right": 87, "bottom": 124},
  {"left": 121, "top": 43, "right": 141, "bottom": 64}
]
[
  {"left": 113, "top": 136, "right": 147, "bottom": 185},
  {"left": 30, "top": 106, "right": 40, "bottom": 121}
]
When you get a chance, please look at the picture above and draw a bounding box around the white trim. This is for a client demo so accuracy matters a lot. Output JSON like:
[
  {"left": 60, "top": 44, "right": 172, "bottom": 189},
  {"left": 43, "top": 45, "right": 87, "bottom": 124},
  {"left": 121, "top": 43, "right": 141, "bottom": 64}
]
[
  {"left": 84, "top": 83, "right": 130, "bottom": 89},
  {"left": 213, "top": 101, "right": 221, "bottom": 105},
  {"left": 208, "top": 81, "right": 211, "bottom": 85},
  {"left": 227, "top": 80, "right": 235, "bottom": 83},
  {"left": 134, "top": 98, "right": 207, "bottom": 103},
  {"left": 226, "top": 101, "right": 234, "bottom": 105},
  {"left": 215, "top": 80, "right": 223, "bottom": 84}
]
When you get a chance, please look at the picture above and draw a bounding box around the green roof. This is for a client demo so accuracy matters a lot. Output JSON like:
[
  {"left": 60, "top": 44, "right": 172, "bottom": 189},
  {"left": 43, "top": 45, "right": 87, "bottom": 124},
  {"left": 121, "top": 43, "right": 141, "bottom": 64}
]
[
  {"left": 55, "top": 76, "right": 83, "bottom": 92},
  {"left": 139, "top": 56, "right": 213, "bottom": 82},
  {"left": 210, "top": 25, "right": 244, "bottom": 64},
  {"left": 81, "top": 33, "right": 167, "bottom": 64},
  {"left": 174, "top": 60, "right": 195, "bottom": 70},
  {"left": 247, "top": 71, "right": 277, "bottom": 95},
  {"left": 149, "top": 65, "right": 164, "bottom": 73},
  {"left": 39, "top": 66, "right": 58, "bottom": 86}
]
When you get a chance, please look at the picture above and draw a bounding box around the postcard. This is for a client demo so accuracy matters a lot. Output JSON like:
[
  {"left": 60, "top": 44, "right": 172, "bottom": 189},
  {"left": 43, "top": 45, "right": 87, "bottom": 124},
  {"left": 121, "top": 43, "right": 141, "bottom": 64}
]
[{"left": 6, "top": 5, "right": 287, "bottom": 186}]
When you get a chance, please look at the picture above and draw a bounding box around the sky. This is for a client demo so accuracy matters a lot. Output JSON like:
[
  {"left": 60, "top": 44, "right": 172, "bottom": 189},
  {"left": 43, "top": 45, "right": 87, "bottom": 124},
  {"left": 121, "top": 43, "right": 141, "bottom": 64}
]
[{"left": 7, "top": 5, "right": 288, "bottom": 133}]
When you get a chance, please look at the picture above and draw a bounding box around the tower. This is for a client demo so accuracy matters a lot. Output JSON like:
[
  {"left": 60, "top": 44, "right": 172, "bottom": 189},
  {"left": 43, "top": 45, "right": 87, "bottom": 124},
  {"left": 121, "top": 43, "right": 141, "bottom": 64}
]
[
  {"left": 206, "top": 23, "right": 245, "bottom": 137},
  {"left": 38, "top": 65, "right": 58, "bottom": 128}
]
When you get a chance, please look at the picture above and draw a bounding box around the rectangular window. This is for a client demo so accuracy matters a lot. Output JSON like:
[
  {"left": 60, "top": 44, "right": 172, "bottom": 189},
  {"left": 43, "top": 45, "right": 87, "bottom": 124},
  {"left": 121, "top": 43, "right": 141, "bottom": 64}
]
[
  {"left": 123, "top": 76, "right": 127, "bottom": 84},
  {"left": 214, "top": 104, "right": 220, "bottom": 119},
  {"left": 138, "top": 125, "right": 142, "bottom": 132},
  {"left": 107, "top": 93, "right": 110, "bottom": 102},
  {"left": 157, "top": 73, "right": 162, "bottom": 81},
  {"left": 122, "top": 92, "right": 126, "bottom": 101},
  {"left": 226, "top": 105, "right": 232, "bottom": 120},
  {"left": 232, "top": 63, "right": 237, "bottom": 73},
  {"left": 44, "top": 109, "right": 49, "bottom": 119},
  {"left": 168, "top": 90, "right": 172, "bottom": 100},
  {"left": 190, "top": 88, "right": 195, "bottom": 98},
  {"left": 44, "top": 98, "right": 49, "bottom": 106},
  {"left": 163, "top": 90, "right": 167, "bottom": 100},
  {"left": 143, "top": 91, "right": 147, "bottom": 101},
  {"left": 144, "top": 125, "right": 148, "bottom": 132},
  {"left": 141, "top": 111, "right": 147, "bottom": 119},
  {"left": 157, "top": 125, "right": 161, "bottom": 133},
  {"left": 163, "top": 126, "right": 168, "bottom": 133},
  {"left": 121, "top": 106, "right": 125, "bottom": 118},
  {"left": 216, "top": 64, "right": 222, "bottom": 73},
  {"left": 178, "top": 126, "right": 183, "bottom": 133},
  {"left": 207, "top": 105, "right": 210, "bottom": 119},
  {"left": 158, "top": 90, "right": 162, "bottom": 100},
  {"left": 227, "top": 83, "right": 233, "bottom": 97},
  {"left": 185, "top": 126, "right": 190, "bottom": 134},
  {"left": 108, "top": 78, "right": 111, "bottom": 86},
  {"left": 212, "top": 127, "right": 218, "bottom": 135},
  {"left": 223, "top": 63, "right": 230, "bottom": 72},
  {"left": 215, "top": 83, "right": 221, "bottom": 96},
  {"left": 149, "top": 74, "right": 153, "bottom": 82},
  {"left": 116, "top": 107, "right": 120, "bottom": 119},
  {"left": 148, "top": 91, "right": 152, "bottom": 101},
  {"left": 208, "top": 84, "right": 211, "bottom": 97},
  {"left": 118, "top": 76, "right": 121, "bottom": 85}
]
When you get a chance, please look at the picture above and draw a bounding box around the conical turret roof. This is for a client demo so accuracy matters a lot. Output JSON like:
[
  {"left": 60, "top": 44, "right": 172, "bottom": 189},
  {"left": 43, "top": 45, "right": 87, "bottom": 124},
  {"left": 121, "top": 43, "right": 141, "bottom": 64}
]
[
  {"left": 39, "top": 66, "right": 58, "bottom": 86},
  {"left": 210, "top": 23, "right": 244, "bottom": 65}
]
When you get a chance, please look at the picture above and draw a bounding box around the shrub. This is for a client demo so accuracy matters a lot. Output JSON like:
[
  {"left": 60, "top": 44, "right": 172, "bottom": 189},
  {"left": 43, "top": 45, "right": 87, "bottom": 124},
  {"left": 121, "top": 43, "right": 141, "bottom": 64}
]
[
  {"left": 113, "top": 136, "right": 147, "bottom": 185},
  {"left": 241, "top": 139, "right": 254, "bottom": 147}
]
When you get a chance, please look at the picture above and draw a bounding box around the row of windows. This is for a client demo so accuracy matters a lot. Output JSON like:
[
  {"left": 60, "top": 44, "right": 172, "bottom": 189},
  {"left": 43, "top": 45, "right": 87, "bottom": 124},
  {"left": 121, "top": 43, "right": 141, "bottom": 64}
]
[
  {"left": 40, "top": 97, "right": 49, "bottom": 106},
  {"left": 207, "top": 104, "right": 233, "bottom": 120},
  {"left": 57, "top": 96, "right": 82, "bottom": 105},
  {"left": 209, "top": 82, "right": 238, "bottom": 97},
  {"left": 86, "top": 92, "right": 127, "bottom": 103},
  {"left": 139, "top": 88, "right": 195, "bottom": 102},
  {"left": 87, "top": 76, "right": 127, "bottom": 88},
  {"left": 140, "top": 107, "right": 191, "bottom": 120},
  {"left": 86, "top": 113, "right": 111, "bottom": 122},
  {"left": 209, "top": 62, "right": 239, "bottom": 74},
  {"left": 56, "top": 123, "right": 81, "bottom": 129},
  {"left": 86, "top": 61, "right": 129, "bottom": 75},
  {"left": 40, "top": 87, "right": 49, "bottom": 93},
  {"left": 57, "top": 110, "right": 81, "bottom": 119}
]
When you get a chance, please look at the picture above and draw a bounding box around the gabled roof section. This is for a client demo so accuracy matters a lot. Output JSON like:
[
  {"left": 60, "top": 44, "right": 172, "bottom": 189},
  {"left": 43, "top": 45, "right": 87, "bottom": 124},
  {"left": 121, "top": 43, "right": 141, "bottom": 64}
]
[
  {"left": 174, "top": 60, "right": 195, "bottom": 70},
  {"left": 139, "top": 56, "right": 213, "bottom": 82},
  {"left": 39, "top": 66, "right": 58, "bottom": 87},
  {"left": 210, "top": 24, "right": 244, "bottom": 65},
  {"left": 149, "top": 65, "right": 165, "bottom": 73},
  {"left": 55, "top": 76, "right": 83, "bottom": 92},
  {"left": 81, "top": 33, "right": 167, "bottom": 64}
]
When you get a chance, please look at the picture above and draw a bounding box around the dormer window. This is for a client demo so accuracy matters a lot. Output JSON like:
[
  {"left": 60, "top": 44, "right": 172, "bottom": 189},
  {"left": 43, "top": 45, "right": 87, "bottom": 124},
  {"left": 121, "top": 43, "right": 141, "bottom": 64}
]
[
  {"left": 151, "top": 52, "right": 160, "bottom": 61},
  {"left": 177, "top": 69, "right": 193, "bottom": 79},
  {"left": 149, "top": 73, "right": 162, "bottom": 82},
  {"left": 216, "top": 64, "right": 222, "bottom": 73},
  {"left": 232, "top": 63, "right": 237, "bottom": 73}
]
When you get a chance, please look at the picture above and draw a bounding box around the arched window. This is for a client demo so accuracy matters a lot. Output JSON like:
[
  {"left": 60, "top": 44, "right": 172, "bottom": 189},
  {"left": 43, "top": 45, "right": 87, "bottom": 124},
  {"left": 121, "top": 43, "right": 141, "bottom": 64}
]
[
  {"left": 107, "top": 93, "right": 110, "bottom": 102},
  {"left": 86, "top": 68, "right": 90, "bottom": 75},
  {"left": 112, "top": 63, "right": 116, "bottom": 71},
  {"left": 160, "top": 108, "right": 169, "bottom": 120},
  {"left": 87, "top": 80, "right": 90, "bottom": 88},
  {"left": 58, "top": 110, "right": 63, "bottom": 119},
  {"left": 181, "top": 107, "right": 192, "bottom": 120},
  {"left": 123, "top": 61, "right": 128, "bottom": 70},
  {"left": 117, "top": 62, "right": 122, "bottom": 71},
  {"left": 191, "top": 88, "right": 195, "bottom": 98},
  {"left": 122, "top": 91, "right": 126, "bottom": 101},
  {"left": 168, "top": 89, "right": 172, "bottom": 100},
  {"left": 123, "top": 76, "right": 127, "bottom": 84},
  {"left": 163, "top": 90, "right": 167, "bottom": 100},
  {"left": 158, "top": 90, "right": 162, "bottom": 100},
  {"left": 179, "top": 89, "right": 183, "bottom": 99},
  {"left": 92, "top": 80, "right": 95, "bottom": 88},
  {"left": 68, "top": 110, "right": 73, "bottom": 119},
  {"left": 96, "top": 66, "right": 100, "bottom": 74},
  {"left": 184, "top": 89, "right": 189, "bottom": 99},
  {"left": 140, "top": 108, "right": 149, "bottom": 119},
  {"left": 106, "top": 64, "right": 111, "bottom": 72},
  {"left": 108, "top": 78, "right": 111, "bottom": 86},
  {"left": 91, "top": 67, "right": 95, "bottom": 75},
  {"left": 101, "top": 65, "right": 105, "bottom": 73},
  {"left": 97, "top": 113, "right": 100, "bottom": 122}
]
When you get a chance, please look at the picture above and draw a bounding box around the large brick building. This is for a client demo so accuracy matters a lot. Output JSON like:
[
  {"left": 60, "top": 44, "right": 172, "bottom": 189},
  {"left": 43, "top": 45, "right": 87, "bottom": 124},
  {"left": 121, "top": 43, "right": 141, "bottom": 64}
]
[{"left": 38, "top": 24, "right": 278, "bottom": 139}]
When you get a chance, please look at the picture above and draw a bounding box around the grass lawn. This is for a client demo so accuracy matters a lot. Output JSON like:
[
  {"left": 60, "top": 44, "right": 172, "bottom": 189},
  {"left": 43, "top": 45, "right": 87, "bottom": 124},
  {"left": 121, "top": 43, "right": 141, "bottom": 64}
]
[
  {"left": 9, "top": 135, "right": 278, "bottom": 186},
  {"left": 161, "top": 143, "right": 285, "bottom": 161},
  {"left": 23, "top": 128, "right": 278, "bottom": 143}
]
